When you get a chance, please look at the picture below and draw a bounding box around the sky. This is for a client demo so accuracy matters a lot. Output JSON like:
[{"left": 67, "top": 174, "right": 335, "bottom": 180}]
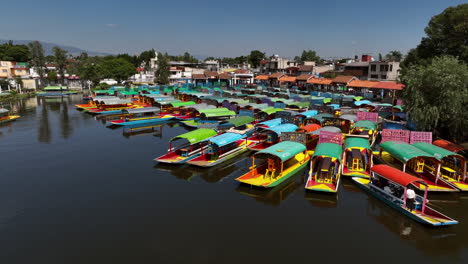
[{"left": 1, "top": 0, "right": 466, "bottom": 59}]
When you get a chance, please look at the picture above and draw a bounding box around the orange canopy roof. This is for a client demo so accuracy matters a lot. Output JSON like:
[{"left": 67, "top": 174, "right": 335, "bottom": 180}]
[
  {"left": 255, "top": 75, "right": 269, "bottom": 80},
  {"left": 296, "top": 124, "right": 322, "bottom": 133},
  {"left": 372, "top": 82, "right": 405, "bottom": 90},
  {"left": 348, "top": 80, "right": 378, "bottom": 88},
  {"left": 279, "top": 76, "right": 297, "bottom": 82},
  {"left": 307, "top": 78, "right": 333, "bottom": 85}
]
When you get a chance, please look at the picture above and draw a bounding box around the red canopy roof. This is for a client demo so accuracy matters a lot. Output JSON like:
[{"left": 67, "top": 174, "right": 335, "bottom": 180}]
[
  {"left": 372, "top": 82, "right": 405, "bottom": 90},
  {"left": 296, "top": 124, "right": 321, "bottom": 133},
  {"left": 433, "top": 140, "right": 466, "bottom": 153},
  {"left": 371, "top": 164, "right": 427, "bottom": 187}
]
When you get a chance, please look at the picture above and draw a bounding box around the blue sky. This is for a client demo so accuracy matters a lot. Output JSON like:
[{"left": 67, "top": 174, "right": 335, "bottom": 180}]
[{"left": 1, "top": 0, "right": 466, "bottom": 58}]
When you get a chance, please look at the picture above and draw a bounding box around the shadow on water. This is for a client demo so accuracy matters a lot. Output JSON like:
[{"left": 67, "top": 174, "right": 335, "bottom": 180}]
[{"left": 235, "top": 168, "right": 306, "bottom": 206}]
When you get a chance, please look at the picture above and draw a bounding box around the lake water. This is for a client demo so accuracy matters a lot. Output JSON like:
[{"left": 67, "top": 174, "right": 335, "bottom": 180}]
[{"left": 0, "top": 95, "right": 467, "bottom": 263}]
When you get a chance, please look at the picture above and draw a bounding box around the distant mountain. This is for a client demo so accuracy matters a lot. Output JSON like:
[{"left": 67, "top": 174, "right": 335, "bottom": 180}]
[{"left": 0, "top": 39, "right": 112, "bottom": 56}]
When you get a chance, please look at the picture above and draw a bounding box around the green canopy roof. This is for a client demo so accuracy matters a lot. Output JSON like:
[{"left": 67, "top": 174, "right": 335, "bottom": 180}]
[
  {"left": 170, "top": 128, "right": 217, "bottom": 144},
  {"left": 354, "top": 120, "right": 377, "bottom": 130},
  {"left": 255, "top": 141, "right": 306, "bottom": 162},
  {"left": 44, "top": 86, "right": 67, "bottom": 90},
  {"left": 380, "top": 141, "right": 434, "bottom": 162},
  {"left": 260, "top": 108, "right": 284, "bottom": 115},
  {"left": 119, "top": 91, "right": 139, "bottom": 95},
  {"left": 313, "top": 143, "right": 343, "bottom": 161},
  {"left": 202, "top": 110, "right": 236, "bottom": 117},
  {"left": 288, "top": 102, "right": 310, "bottom": 108},
  {"left": 198, "top": 107, "right": 231, "bottom": 113},
  {"left": 170, "top": 101, "right": 196, "bottom": 107},
  {"left": 221, "top": 116, "right": 255, "bottom": 127},
  {"left": 412, "top": 142, "right": 462, "bottom": 160},
  {"left": 344, "top": 137, "right": 371, "bottom": 150},
  {"left": 323, "top": 98, "right": 332, "bottom": 103}
]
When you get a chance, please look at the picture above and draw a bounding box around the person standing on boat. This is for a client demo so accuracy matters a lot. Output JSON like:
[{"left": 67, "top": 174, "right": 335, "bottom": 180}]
[{"left": 405, "top": 187, "right": 416, "bottom": 211}]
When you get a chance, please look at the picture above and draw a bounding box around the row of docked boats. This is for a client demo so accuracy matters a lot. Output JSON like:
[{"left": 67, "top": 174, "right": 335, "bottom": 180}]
[
  {"left": 77, "top": 87, "right": 467, "bottom": 227},
  {"left": 0, "top": 108, "right": 20, "bottom": 124}
]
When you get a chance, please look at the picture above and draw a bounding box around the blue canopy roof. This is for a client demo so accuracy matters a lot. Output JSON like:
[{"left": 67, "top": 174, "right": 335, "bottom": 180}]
[
  {"left": 209, "top": 132, "right": 244, "bottom": 146},
  {"left": 297, "top": 110, "right": 318, "bottom": 118},
  {"left": 257, "top": 118, "right": 282, "bottom": 128},
  {"left": 329, "top": 104, "right": 340, "bottom": 109},
  {"left": 354, "top": 100, "right": 372, "bottom": 106},
  {"left": 266, "top": 124, "right": 298, "bottom": 135}
]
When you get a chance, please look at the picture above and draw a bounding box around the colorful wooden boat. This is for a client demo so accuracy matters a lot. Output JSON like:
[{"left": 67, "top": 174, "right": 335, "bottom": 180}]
[
  {"left": 342, "top": 136, "right": 373, "bottom": 178},
  {"left": 412, "top": 142, "right": 467, "bottom": 191},
  {"left": 186, "top": 132, "right": 255, "bottom": 167},
  {"left": 305, "top": 142, "right": 343, "bottom": 193},
  {"left": 349, "top": 120, "right": 378, "bottom": 146},
  {"left": 377, "top": 141, "right": 458, "bottom": 192},
  {"left": 180, "top": 108, "right": 237, "bottom": 128},
  {"left": 293, "top": 110, "right": 318, "bottom": 126},
  {"left": 353, "top": 165, "right": 458, "bottom": 226},
  {"left": 154, "top": 128, "right": 218, "bottom": 164},
  {"left": 37, "top": 86, "right": 76, "bottom": 97},
  {"left": 106, "top": 107, "right": 174, "bottom": 128},
  {"left": 433, "top": 139, "right": 468, "bottom": 159},
  {"left": 236, "top": 141, "right": 311, "bottom": 188},
  {"left": 75, "top": 96, "right": 118, "bottom": 109},
  {"left": 248, "top": 123, "right": 298, "bottom": 151},
  {"left": 0, "top": 108, "right": 20, "bottom": 124}
]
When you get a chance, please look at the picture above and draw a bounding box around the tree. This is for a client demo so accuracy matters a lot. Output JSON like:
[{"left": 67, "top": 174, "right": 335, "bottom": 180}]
[
  {"left": 402, "top": 4, "right": 468, "bottom": 68},
  {"left": 0, "top": 43, "right": 31, "bottom": 62},
  {"left": 385, "top": 51, "right": 403, "bottom": 62},
  {"left": 155, "top": 52, "right": 170, "bottom": 84},
  {"left": 298, "top": 50, "right": 321, "bottom": 63},
  {"left": 28, "top": 41, "right": 46, "bottom": 88},
  {"left": 248, "top": 50, "right": 265, "bottom": 68},
  {"left": 378, "top": 53, "right": 383, "bottom": 61},
  {"left": 138, "top": 49, "right": 156, "bottom": 70},
  {"left": 98, "top": 57, "right": 136, "bottom": 83},
  {"left": 52, "top": 46, "right": 68, "bottom": 85},
  {"left": 47, "top": 71, "right": 58, "bottom": 84},
  {"left": 401, "top": 56, "right": 468, "bottom": 141}
]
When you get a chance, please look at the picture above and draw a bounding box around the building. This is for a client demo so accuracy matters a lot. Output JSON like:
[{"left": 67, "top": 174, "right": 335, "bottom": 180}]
[
  {"left": 368, "top": 61, "right": 400, "bottom": 81},
  {"left": 341, "top": 61, "right": 369, "bottom": 80},
  {"left": 260, "top": 55, "right": 298, "bottom": 74}
]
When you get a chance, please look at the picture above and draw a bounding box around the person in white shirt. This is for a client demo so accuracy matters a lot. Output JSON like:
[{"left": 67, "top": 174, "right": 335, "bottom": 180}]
[{"left": 406, "top": 187, "right": 416, "bottom": 211}]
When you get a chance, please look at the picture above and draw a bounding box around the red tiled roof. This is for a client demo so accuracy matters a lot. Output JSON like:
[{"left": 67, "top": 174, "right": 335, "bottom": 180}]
[
  {"left": 347, "top": 80, "right": 378, "bottom": 88},
  {"left": 279, "top": 76, "right": 297, "bottom": 82},
  {"left": 332, "top": 75, "right": 356, "bottom": 84},
  {"left": 298, "top": 65, "right": 313, "bottom": 72},
  {"left": 307, "top": 78, "right": 333, "bottom": 85},
  {"left": 372, "top": 82, "right": 405, "bottom": 90},
  {"left": 269, "top": 73, "right": 285, "bottom": 79},
  {"left": 218, "top": 73, "right": 232, "bottom": 79},
  {"left": 204, "top": 71, "right": 219, "bottom": 79},
  {"left": 255, "top": 75, "right": 269, "bottom": 80},
  {"left": 192, "top": 74, "right": 207, "bottom": 79},
  {"left": 234, "top": 69, "right": 249, "bottom": 74},
  {"left": 296, "top": 74, "right": 314, "bottom": 81}
]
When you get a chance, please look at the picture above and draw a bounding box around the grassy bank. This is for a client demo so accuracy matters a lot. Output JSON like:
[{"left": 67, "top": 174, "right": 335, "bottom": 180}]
[{"left": 0, "top": 92, "right": 36, "bottom": 102}]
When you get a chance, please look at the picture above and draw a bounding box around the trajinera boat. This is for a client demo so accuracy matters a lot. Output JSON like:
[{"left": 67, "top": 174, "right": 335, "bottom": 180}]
[
  {"left": 154, "top": 128, "right": 218, "bottom": 164},
  {"left": 305, "top": 142, "right": 343, "bottom": 193},
  {"left": 341, "top": 136, "right": 373, "bottom": 178},
  {"left": 236, "top": 141, "right": 311, "bottom": 188},
  {"left": 248, "top": 123, "right": 298, "bottom": 151},
  {"left": 0, "top": 108, "right": 20, "bottom": 124},
  {"left": 352, "top": 165, "right": 458, "bottom": 226},
  {"left": 106, "top": 107, "right": 173, "bottom": 128},
  {"left": 186, "top": 132, "right": 255, "bottom": 167},
  {"left": 377, "top": 141, "right": 458, "bottom": 192},
  {"left": 349, "top": 120, "right": 378, "bottom": 146}
]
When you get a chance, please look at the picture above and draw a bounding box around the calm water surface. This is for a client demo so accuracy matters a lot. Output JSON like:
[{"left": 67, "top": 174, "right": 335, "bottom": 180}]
[{"left": 0, "top": 95, "right": 467, "bottom": 264}]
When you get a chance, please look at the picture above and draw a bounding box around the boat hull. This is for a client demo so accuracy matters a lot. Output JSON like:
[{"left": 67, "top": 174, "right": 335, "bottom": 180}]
[
  {"left": 186, "top": 140, "right": 255, "bottom": 167},
  {"left": 0, "top": 115, "right": 20, "bottom": 124}
]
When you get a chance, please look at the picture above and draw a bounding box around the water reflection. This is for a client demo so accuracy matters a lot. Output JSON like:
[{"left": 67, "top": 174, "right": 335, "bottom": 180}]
[
  {"left": 236, "top": 170, "right": 305, "bottom": 206},
  {"left": 122, "top": 125, "right": 164, "bottom": 139},
  {"left": 38, "top": 98, "right": 51, "bottom": 143},
  {"left": 305, "top": 192, "right": 338, "bottom": 208},
  {"left": 60, "top": 100, "right": 72, "bottom": 139}
]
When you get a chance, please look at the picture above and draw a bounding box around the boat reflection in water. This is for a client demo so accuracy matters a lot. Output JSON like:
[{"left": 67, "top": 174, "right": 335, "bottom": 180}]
[
  {"left": 154, "top": 152, "right": 250, "bottom": 183},
  {"left": 235, "top": 168, "right": 306, "bottom": 206},
  {"left": 304, "top": 191, "right": 338, "bottom": 208},
  {"left": 122, "top": 124, "right": 164, "bottom": 139}
]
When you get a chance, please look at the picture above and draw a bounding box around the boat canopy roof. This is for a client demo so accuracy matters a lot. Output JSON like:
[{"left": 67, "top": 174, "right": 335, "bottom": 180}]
[
  {"left": 201, "top": 109, "right": 236, "bottom": 118},
  {"left": 119, "top": 91, "right": 139, "bottom": 95},
  {"left": 122, "top": 107, "right": 160, "bottom": 114},
  {"left": 170, "top": 128, "right": 217, "bottom": 144},
  {"left": 209, "top": 132, "right": 244, "bottom": 146},
  {"left": 371, "top": 165, "right": 427, "bottom": 187},
  {"left": 238, "top": 103, "right": 270, "bottom": 110},
  {"left": 412, "top": 142, "right": 463, "bottom": 160},
  {"left": 93, "top": 90, "right": 114, "bottom": 94},
  {"left": 354, "top": 120, "right": 377, "bottom": 130},
  {"left": 157, "top": 100, "right": 181, "bottom": 105},
  {"left": 266, "top": 124, "right": 298, "bottom": 135},
  {"left": 297, "top": 110, "right": 318, "bottom": 118},
  {"left": 380, "top": 141, "right": 434, "bottom": 162},
  {"left": 310, "top": 126, "right": 342, "bottom": 135},
  {"left": 344, "top": 137, "right": 371, "bottom": 150},
  {"left": 220, "top": 116, "right": 255, "bottom": 127},
  {"left": 100, "top": 99, "right": 132, "bottom": 105},
  {"left": 170, "top": 101, "right": 196, "bottom": 107},
  {"left": 340, "top": 114, "right": 357, "bottom": 122},
  {"left": 255, "top": 141, "right": 306, "bottom": 162},
  {"left": 433, "top": 140, "right": 466, "bottom": 154},
  {"left": 354, "top": 100, "right": 372, "bottom": 106},
  {"left": 0, "top": 108, "right": 10, "bottom": 114},
  {"left": 185, "top": 103, "right": 216, "bottom": 111},
  {"left": 44, "top": 86, "right": 67, "bottom": 90},
  {"left": 313, "top": 143, "right": 343, "bottom": 161},
  {"left": 287, "top": 101, "right": 310, "bottom": 108},
  {"left": 91, "top": 96, "right": 117, "bottom": 101},
  {"left": 198, "top": 107, "right": 230, "bottom": 113},
  {"left": 296, "top": 123, "right": 321, "bottom": 133},
  {"left": 260, "top": 108, "right": 284, "bottom": 115},
  {"left": 310, "top": 113, "right": 334, "bottom": 122},
  {"left": 256, "top": 118, "right": 282, "bottom": 128}
]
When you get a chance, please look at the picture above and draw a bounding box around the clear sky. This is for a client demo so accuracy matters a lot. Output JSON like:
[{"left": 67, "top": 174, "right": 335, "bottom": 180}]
[{"left": 1, "top": 0, "right": 466, "bottom": 58}]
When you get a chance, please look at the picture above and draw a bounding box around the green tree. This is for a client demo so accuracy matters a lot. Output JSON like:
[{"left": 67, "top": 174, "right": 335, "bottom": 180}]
[
  {"left": 52, "top": 46, "right": 68, "bottom": 85},
  {"left": 402, "top": 4, "right": 468, "bottom": 68},
  {"left": 298, "top": 50, "right": 321, "bottom": 63},
  {"left": 138, "top": 49, "right": 156, "bottom": 70},
  {"left": 401, "top": 56, "right": 468, "bottom": 141},
  {"left": 385, "top": 51, "right": 403, "bottom": 62},
  {"left": 0, "top": 43, "right": 31, "bottom": 61},
  {"left": 248, "top": 50, "right": 265, "bottom": 68},
  {"left": 28, "top": 41, "right": 46, "bottom": 88},
  {"left": 155, "top": 52, "right": 170, "bottom": 84},
  {"left": 47, "top": 71, "right": 58, "bottom": 84},
  {"left": 378, "top": 53, "right": 383, "bottom": 61},
  {"left": 98, "top": 57, "right": 136, "bottom": 83}
]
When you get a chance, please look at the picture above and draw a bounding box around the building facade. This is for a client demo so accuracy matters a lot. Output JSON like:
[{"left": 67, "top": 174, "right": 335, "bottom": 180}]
[{"left": 368, "top": 61, "right": 400, "bottom": 81}]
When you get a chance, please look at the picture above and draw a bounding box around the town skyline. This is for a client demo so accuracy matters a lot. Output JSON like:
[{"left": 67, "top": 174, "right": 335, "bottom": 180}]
[{"left": 2, "top": 0, "right": 466, "bottom": 58}]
